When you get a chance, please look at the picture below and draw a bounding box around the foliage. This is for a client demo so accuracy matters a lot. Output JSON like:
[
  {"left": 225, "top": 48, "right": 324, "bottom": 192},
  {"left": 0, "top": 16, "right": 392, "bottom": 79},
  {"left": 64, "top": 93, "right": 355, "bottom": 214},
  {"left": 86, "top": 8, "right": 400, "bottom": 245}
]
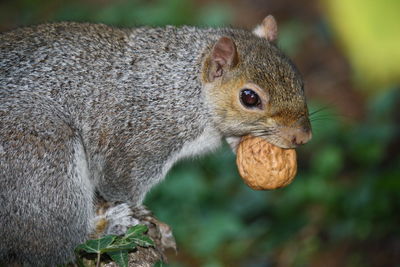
[
  {"left": 75, "top": 225, "right": 154, "bottom": 267},
  {"left": 0, "top": 0, "right": 232, "bottom": 29}
]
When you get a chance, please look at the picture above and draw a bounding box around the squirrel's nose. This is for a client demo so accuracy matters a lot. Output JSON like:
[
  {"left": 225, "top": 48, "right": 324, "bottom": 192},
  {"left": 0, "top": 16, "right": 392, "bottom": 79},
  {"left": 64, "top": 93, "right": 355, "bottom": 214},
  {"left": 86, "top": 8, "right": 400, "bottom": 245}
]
[{"left": 291, "top": 126, "right": 312, "bottom": 146}]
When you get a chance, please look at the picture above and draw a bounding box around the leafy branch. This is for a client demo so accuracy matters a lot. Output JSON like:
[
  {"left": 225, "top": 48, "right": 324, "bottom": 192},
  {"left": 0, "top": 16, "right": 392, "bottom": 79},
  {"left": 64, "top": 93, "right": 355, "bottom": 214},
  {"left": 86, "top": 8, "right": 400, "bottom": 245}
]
[{"left": 75, "top": 224, "right": 154, "bottom": 267}]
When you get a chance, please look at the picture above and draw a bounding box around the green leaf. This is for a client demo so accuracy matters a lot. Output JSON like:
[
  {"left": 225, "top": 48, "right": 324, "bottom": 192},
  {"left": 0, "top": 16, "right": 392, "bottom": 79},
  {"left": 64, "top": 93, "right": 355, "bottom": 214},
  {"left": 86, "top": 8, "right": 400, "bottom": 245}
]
[
  {"left": 107, "top": 250, "right": 129, "bottom": 267},
  {"left": 101, "top": 239, "right": 138, "bottom": 252},
  {"left": 75, "top": 235, "right": 117, "bottom": 254},
  {"left": 124, "top": 224, "right": 148, "bottom": 238},
  {"left": 128, "top": 235, "right": 154, "bottom": 247}
]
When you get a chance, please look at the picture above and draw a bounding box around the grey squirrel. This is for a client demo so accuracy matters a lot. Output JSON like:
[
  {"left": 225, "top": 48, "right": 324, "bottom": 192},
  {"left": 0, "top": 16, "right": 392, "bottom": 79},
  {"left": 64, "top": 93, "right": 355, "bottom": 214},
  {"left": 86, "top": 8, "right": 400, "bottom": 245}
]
[{"left": 0, "top": 15, "right": 312, "bottom": 265}]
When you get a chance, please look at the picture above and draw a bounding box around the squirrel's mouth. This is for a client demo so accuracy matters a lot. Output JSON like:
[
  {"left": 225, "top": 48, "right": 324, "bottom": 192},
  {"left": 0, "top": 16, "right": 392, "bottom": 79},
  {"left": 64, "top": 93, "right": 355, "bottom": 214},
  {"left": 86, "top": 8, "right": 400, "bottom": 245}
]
[
  {"left": 226, "top": 136, "right": 242, "bottom": 154},
  {"left": 226, "top": 132, "right": 308, "bottom": 153}
]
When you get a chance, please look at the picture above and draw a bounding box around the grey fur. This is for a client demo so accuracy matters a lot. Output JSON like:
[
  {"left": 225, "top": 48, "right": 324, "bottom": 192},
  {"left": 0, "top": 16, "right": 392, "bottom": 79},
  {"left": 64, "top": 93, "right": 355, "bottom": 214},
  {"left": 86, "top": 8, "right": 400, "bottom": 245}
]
[{"left": 0, "top": 22, "right": 308, "bottom": 265}]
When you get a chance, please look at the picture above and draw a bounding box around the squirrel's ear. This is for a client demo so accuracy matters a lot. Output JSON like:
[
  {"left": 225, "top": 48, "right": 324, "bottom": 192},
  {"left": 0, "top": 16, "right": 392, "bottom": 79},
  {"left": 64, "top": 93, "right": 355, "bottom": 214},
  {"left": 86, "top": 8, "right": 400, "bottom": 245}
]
[
  {"left": 253, "top": 15, "right": 278, "bottom": 42},
  {"left": 208, "top": 36, "right": 239, "bottom": 82}
]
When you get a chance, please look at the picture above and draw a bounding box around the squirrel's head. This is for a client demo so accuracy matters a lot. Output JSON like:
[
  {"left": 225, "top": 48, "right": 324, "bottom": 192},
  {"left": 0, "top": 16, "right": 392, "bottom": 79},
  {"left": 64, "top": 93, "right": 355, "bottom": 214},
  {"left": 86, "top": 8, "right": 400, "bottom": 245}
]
[{"left": 202, "top": 15, "right": 312, "bottom": 149}]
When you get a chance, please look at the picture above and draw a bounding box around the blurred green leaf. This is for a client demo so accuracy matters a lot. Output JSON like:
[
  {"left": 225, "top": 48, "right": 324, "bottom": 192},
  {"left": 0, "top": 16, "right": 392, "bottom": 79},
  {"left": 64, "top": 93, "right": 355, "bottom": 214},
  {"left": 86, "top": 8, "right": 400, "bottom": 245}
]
[
  {"left": 196, "top": 3, "right": 233, "bottom": 26},
  {"left": 278, "top": 19, "right": 308, "bottom": 56}
]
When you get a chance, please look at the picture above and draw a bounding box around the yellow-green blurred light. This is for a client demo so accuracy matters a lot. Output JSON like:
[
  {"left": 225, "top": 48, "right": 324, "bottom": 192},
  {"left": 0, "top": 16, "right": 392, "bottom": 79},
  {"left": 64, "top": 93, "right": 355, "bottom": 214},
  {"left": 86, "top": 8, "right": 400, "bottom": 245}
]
[{"left": 324, "top": 0, "right": 400, "bottom": 91}]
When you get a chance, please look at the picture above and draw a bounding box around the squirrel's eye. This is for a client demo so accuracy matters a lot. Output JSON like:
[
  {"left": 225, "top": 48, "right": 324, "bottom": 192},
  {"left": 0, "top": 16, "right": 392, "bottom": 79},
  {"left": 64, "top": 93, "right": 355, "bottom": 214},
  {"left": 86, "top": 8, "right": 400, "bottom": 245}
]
[{"left": 240, "top": 89, "right": 261, "bottom": 109}]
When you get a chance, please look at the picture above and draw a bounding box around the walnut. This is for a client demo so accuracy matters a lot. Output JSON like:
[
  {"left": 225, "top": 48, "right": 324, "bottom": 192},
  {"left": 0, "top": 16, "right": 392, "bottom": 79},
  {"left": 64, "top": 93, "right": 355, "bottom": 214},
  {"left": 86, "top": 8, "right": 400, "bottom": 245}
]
[{"left": 236, "top": 135, "right": 297, "bottom": 190}]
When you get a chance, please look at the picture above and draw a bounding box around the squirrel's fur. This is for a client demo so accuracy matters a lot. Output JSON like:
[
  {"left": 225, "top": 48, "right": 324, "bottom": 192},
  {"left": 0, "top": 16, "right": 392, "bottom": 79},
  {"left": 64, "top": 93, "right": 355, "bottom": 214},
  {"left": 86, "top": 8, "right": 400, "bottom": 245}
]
[{"left": 0, "top": 19, "right": 311, "bottom": 265}]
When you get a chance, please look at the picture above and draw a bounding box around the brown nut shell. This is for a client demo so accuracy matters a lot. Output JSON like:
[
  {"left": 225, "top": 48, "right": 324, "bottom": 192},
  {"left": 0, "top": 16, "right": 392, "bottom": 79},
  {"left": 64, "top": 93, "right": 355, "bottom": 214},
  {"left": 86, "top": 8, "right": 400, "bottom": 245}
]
[{"left": 236, "top": 135, "right": 297, "bottom": 190}]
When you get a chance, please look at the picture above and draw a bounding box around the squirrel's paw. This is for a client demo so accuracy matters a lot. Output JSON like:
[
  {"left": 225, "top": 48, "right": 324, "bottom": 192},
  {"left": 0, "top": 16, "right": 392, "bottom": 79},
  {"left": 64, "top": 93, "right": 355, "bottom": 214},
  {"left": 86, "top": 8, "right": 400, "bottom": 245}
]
[
  {"left": 104, "top": 203, "right": 140, "bottom": 235},
  {"left": 94, "top": 203, "right": 139, "bottom": 236}
]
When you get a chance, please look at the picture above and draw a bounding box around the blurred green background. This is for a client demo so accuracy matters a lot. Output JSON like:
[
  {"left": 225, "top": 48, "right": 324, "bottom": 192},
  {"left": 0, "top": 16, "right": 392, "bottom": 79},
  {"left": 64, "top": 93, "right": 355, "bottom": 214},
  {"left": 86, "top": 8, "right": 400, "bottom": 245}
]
[{"left": 1, "top": 0, "right": 399, "bottom": 266}]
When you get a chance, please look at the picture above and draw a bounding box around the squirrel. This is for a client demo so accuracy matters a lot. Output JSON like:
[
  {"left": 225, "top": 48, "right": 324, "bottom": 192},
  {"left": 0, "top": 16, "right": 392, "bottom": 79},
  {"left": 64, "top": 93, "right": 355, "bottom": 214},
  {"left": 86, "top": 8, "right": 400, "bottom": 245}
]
[{"left": 0, "top": 15, "right": 312, "bottom": 265}]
